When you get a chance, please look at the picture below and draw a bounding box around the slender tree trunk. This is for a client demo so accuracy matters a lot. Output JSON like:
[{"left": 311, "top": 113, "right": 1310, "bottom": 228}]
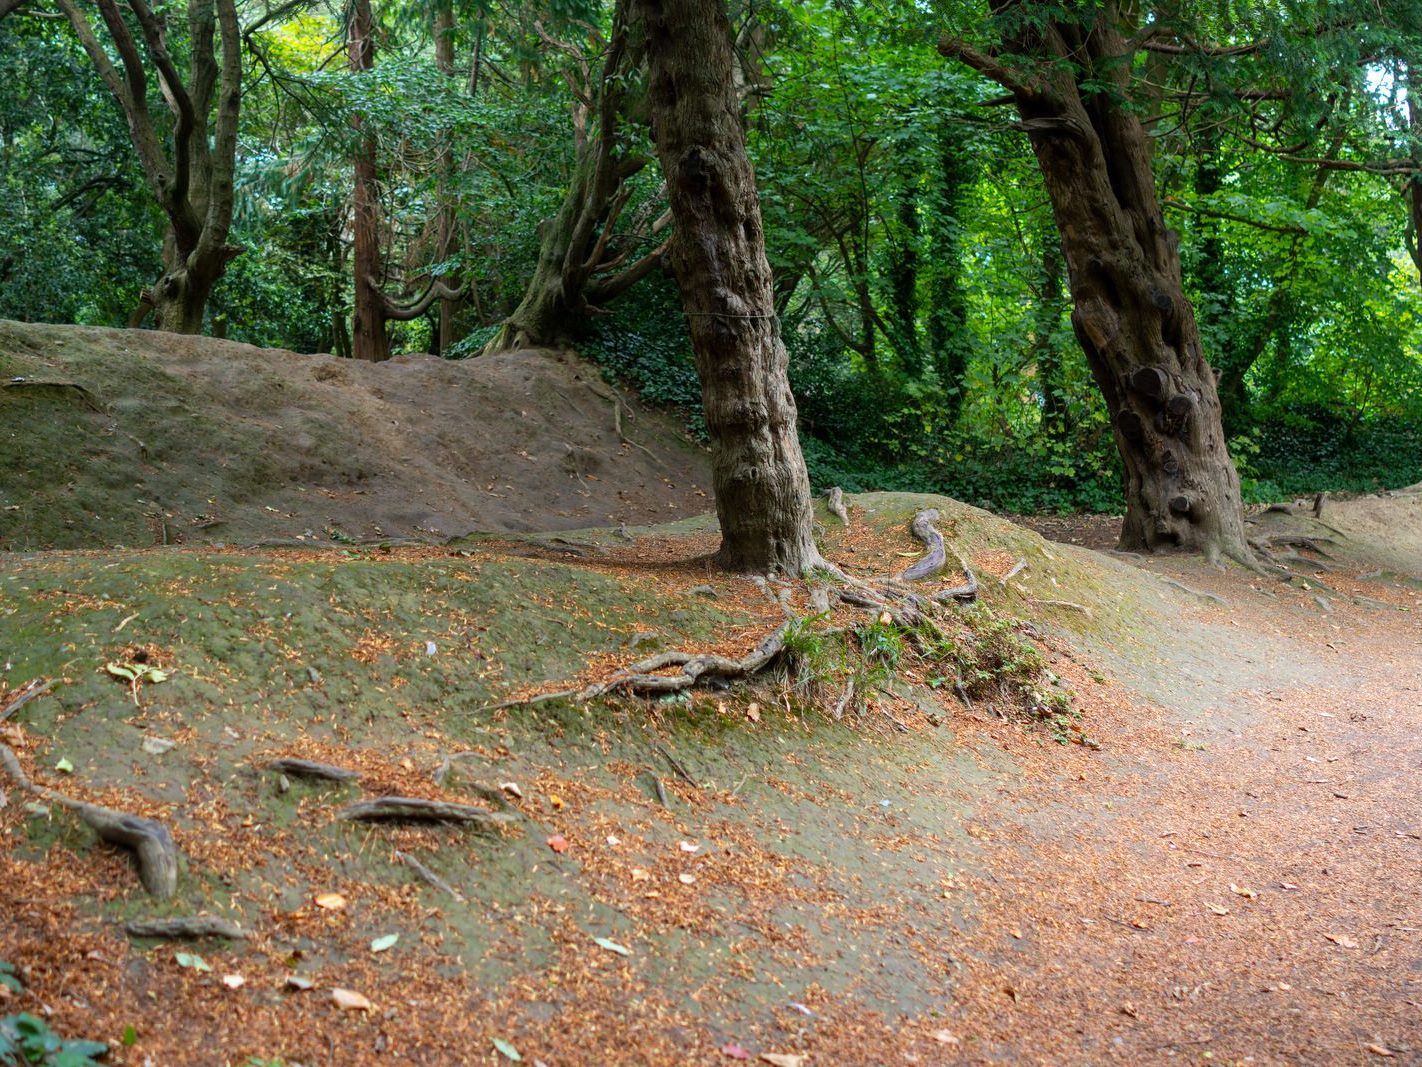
[
  {"left": 349, "top": 0, "right": 389, "bottom": 362},
  {"left": 926, "top": 130, "right": 974, "bottom": 419},
  {"left": 887, "top": 166, "right": 922, "bottom": 376},
  {"left": 635, "top": 0, "right": 820, "bottom": 574},
  {"left": 1034, "top": 218, "right": 1069, "bottom": 438},
  {"left": 944, "top": 3, "right": 1251, "bottom": 562},
  {"left": 433, "top": 0, "right": 464, "bottom": 353}
]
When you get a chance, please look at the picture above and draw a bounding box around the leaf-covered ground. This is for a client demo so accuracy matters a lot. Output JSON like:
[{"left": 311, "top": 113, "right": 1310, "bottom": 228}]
[{"left": 1, "top": 491, "right": 1420, "bottom": 1064}]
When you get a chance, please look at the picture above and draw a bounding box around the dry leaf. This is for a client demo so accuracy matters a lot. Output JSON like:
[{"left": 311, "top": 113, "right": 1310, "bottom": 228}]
[
  {"left": 678, "top": 873, "right": 696, "bottom": 885},
  {"left": 546, "top": 834, "right": 569, "bottom": 854},
  {"left": 1365, "top": 1044, "right": 1396, "bottom": 1058},
  {"left": 930, "top": 1029, "right": 960, "bottom": 1045},
  {"left": 630, "top": 868, "right": 651, "bottom": 882},
  {"left": 679, "top": 841, "right": 701, "bottom": 853},
  {"left": 331, "top": 988, "right": 372, "bottom": 1012},
  {"left": 1205, "top": 903, "right": 1230, "bottom": 915},
  {"left": 759, "top": 1055, "right": 807, "bottom": 1067},
  {"left": 720, "top": 1043, "right": 751, "bottom": 1060},
  {"left": 284, "top": 976, "right": 314, "bottom": 991},
  {"left": 398, "top": 757, "right": 414, "bottom": 771},
  {"left": 606, "top": 835, "right": 621, "bottom": 846},
  {"left": 1324, "top": 932, "right": 1359, "bottom": 949},
  {"left": 500, "top": 782, "right": 523, "bottom": 799},
  {"left": 314, "top": 892, "right": 346, "bottom": 911},
  {"left": 1229, "top": 883, "right": 1258, "bottom": 899},
  {"left": 221, "top": 974, "right": 245, "bottom": 990},
  {"left": 746, "top": 703, "right": 761, "bottom": 723},
  {"left": 1120, "top": 1002, "right": 1139, "bottom": 1019},
  {"left": 549, "top": 794, "right": 565, "bottom": 810}
]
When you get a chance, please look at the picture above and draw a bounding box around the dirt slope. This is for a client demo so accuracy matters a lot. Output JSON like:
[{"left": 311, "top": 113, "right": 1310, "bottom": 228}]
[{"left": 0, "top": 321, "right": 710, "bottom": 550}]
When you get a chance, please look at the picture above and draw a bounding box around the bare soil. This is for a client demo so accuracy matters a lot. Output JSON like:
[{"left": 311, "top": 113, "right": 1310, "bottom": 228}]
[{"left": 0, "top": 321, "right": 711, "bottom": 549}]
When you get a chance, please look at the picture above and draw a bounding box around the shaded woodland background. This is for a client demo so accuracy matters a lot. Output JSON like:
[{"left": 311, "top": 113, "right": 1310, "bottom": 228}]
[{"left": 3, "top": 0, "right": 1421, "bottom": 514}]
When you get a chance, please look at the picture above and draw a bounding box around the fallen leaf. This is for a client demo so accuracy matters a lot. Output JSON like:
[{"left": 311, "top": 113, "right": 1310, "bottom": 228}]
[
  {"left": 593, "top": 936, "right": 631, "bottom": 956},
  {"left": 370, "top": 933, "right": 399, "bottom": 953},
  {"left": 630, "top": 868, "right": 651, "bottom": 882},
  {"left": 314, "top": 892, "right": 346, "bottom": 911},
  {"left": 678, "top": 873, "right": 696, "bottom": 885},
  {"left": 546, "top": 834, "right": 569, "bottom": 854},
  {"left": 1280, "top": 882, "right": 1300, "bottom": 890},
  {"left": 54, "top": 757, "right": 73, "bottom": 774},
  {"left": 1120, "top": 1002, "right": 1139, "bottom": 1019},
  {"left": 1229, "top": 883, "right": 1258, "bottom": 899},
  {"left": 1324, "top": 932, "right": 1359, "bottom": 949},
  {"left": 721, "top": 1043, "right": 751, "bottom": 1060},
  {"left": 606, "top": 835, "right": 621, "bottom": 846},
  {"left": 759, "top": 1055, "right": 807, "bottom": 1067},
  {"left": 1205, "top": 903, "right": 1230, "bottom": 915},
  {"left": 399, "top": 757, "right": 414, "bottom": 771},
  {"left": 331, "top": 988, "right": 372, "bottom": 1012},
  {"left": 930, "top": 1029, "right": 959, "bottom": 1045},
  {"left": 492, "top": 1037, "right": 522, "bottom": 1062},
  {"left": 1365, "top": 1044, "right": 1396, "bottom": 1058},
  {"left": 679, "top": 841, "right": 701, "bottom": 853},
  {"left": 549, "top": 794, "right": 565, "bottom": 811},
  {"left": 878, "top": 611, "right": 893, "bottom": 625},
  {"left": 746, "top": 703, "right": 761, "bottom": 723},
  {"left": 221, "top": 974, "right": 245, "bottom": 990},
  {"left": 500, "top": 782, "right": 524, "bottom": 799},
  {"left": 284, "top": 976, "right": 314, "bottom": 991},
  {"left": 174, "top": 952, "right": 211, "bottom": 973}
]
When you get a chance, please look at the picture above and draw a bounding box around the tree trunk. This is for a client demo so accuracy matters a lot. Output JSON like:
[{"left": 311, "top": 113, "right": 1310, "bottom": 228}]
[
  {"left": 1034, "top": 217, "right": 1069, "bottom": 438},
  {"left": 59, "top": 0, "right": 243, "bottom": 336},
  {"left": 432, "top": 0, "right": 464, "bottom": 353},
  {"left": 944, "top": 3, "right": 1251, "bottom": 562},
  {"left": 484, "top": 4, "right": 667, "bottom": 354},
  {"left": 926, "top": 131, "right": 974, "bottom": 419},
  {"left": 349, "top": 0, "right": 389, "bottom": 362},
  {"left": 635, "top": 0, "right": 820, "bottom": 574}
]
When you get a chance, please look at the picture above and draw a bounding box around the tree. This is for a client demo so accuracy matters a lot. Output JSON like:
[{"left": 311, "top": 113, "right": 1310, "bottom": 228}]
[
  {"left": 942, "top": 1, "right": 1252, "bottom": 562},
  {"left": 484, "top": 3, "right": 669, "bottom": 353},
  {"left": 347, "top": 0, "right": 463, "bottom": 362},
  {"left": 633, "top": 0, "right": 821, "bottom": 573},
  {"left": 58, "top": 0, "right": 243, "bottom": 333}
]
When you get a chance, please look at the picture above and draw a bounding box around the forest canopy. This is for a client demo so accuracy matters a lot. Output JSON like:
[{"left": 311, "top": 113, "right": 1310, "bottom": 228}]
[{"left": 2, "top": 0, "right": 1420, "bottom": 516}]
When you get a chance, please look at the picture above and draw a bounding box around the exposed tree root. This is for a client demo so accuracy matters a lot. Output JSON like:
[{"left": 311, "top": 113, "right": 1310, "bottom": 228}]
[
  {"left": 1, "top": 743, "right": 179, "bottom": 898},
  {"left": 394, "top": 849, "right": 466, "bottom": 902},
  {"left": 1000, "top": 559, "right": 1027, "bottom": 586},
  {"left": 339, "top": 796, "right": 517, "bottom": 830},
  {"left": 1, "top": 678, "right": 53, "bottom": 723},
  {"left": 826, "top": 486, "right": 850, "bottom": 527},
  {"left": 268, "top": 758, "right": 360, "bottom": 783},
  {"left": 125, "top": 916, "right": 246, "bottom": 940},
  {"left": 1159, "top": 577, "right": 1228, "bottom": 607},
  {"left": 898, "top": 508, "right": 948, "bottom": 581}
]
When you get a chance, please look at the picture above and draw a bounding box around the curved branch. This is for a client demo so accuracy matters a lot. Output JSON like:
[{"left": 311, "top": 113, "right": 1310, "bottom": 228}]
[{"left": 371, "top": 274, "right": 467, "bottom": 322}]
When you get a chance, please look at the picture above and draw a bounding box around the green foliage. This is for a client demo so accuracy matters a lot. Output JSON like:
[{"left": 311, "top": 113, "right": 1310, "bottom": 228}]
[{"left": 0, "top": 962, "right": 108, "bottom": 1066}]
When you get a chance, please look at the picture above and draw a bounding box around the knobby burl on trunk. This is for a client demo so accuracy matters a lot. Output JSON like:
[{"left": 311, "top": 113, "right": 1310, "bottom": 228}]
[
  {"left": 634, "top": 0, "right": 822, "bottom": 574},
  {"left": 943, "top": 1, "right": 1253, "bottom": 564}
]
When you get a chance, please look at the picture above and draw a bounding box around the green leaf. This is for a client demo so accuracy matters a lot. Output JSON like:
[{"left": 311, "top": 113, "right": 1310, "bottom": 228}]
[
  {"left": 592, "top": 936, "right": 630, "bottom": 956},
  {"left": 105, "top": 663, "right": 137, "bottom": 682},
  {"left": 369, "top": 933, "right": 398, "bottom": 953},
  {"left": 491, "top": 1036, "right": 522, "bottom": 1061},
  {"left": 174, "top": 952, "right": 211, "bottom": 972},
  {"left": 121, "top": 1024, "right": 138, "bottom": 1047},
  {"left": 54, "top": 758, "right": 73, "bottom": 774}
]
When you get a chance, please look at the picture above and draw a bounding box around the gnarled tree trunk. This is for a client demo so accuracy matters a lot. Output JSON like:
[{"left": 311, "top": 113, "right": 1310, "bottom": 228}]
[
  {"left": 635, "top": 0, "right": 820, "bottom": 574},
  {"left": 484, "top": 2, "right": 668, "bottom": 353},
  {"left": 60, "top": 0, "right": 243, "bottom": 335},
  {"left": 943, "top": 2, "right": 1251, "bottom": 562}
]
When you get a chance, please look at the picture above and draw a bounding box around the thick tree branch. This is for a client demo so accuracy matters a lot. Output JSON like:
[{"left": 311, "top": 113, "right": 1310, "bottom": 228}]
[{"left": 371, "top": 274, "right": 466, "bottom": 321}]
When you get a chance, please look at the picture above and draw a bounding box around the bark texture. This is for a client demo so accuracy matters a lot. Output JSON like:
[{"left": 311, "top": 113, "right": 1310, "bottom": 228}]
[
  {"left": 943, "top": 2, "right": 1251, "bottom": 561},
  {"left": 484, "top": 3, "right": 668, "bottom": 353},
  {"left": 635, "top": 0, "right": 820, "bottom": 574},
  {"left": 60, "top": 0, "right": 243, "bottom": 334}
]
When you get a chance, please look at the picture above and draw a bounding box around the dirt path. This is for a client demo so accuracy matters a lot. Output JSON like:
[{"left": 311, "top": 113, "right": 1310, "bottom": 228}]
[{"left": 942, "top": 551, "right": 1422, "bottom": 1063}]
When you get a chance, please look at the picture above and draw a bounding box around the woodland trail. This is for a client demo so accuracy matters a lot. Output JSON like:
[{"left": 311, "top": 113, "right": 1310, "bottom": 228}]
[{"left": 940, "top": 545, "right": 1422, "bottom": 1064}]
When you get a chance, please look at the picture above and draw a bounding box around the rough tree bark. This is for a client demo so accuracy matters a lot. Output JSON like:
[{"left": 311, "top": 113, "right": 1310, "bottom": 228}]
[
  {"left": 942, "top": 1, "right": 1252, "bottom": 562},
  {"left": 348, "top": 0, "right": 463, "bottom": 362},
  {"left": 484, "top": 3, "right": 669, "bottom": 353},
  {"left": 634, "top": 0, "right": 821, "bottom": 574},
  {"left": 59, "top": 0, "right": 242, "bottom": 333}
]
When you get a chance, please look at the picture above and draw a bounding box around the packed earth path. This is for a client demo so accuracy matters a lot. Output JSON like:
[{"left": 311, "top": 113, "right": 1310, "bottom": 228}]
[{"left": 1, "top": 491, "right": 1419, "bottom": 1066}]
